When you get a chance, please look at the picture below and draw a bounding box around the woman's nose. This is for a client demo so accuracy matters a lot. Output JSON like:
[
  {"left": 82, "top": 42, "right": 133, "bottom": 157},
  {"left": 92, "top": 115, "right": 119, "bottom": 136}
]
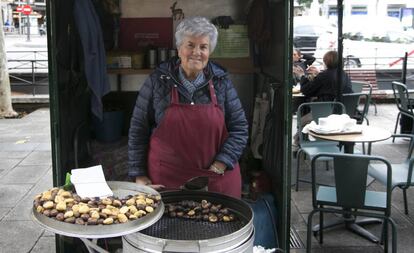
[{"left": 192, "top": 47, "right": 201, "bottom": 55}]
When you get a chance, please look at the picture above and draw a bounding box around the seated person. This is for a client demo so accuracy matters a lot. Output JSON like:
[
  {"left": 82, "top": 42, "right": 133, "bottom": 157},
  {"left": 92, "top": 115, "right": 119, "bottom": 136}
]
[
  {"left": 298, "top": 50, "right": 353, "bottom": 101},
  {"left": 292, "top": 51, "right": 353, "bottom": 149},
  {"left": 292, "top": 49, "right": 316, "bottom": 112},
  {"left": 292, "top": 48, "right": 315, "bottom": 84}
]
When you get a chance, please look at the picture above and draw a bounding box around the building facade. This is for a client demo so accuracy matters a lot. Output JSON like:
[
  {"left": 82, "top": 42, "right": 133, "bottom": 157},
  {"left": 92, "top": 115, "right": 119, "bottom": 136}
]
[{"left": 322, "top": 0, "right": 414, "bottom": 28}]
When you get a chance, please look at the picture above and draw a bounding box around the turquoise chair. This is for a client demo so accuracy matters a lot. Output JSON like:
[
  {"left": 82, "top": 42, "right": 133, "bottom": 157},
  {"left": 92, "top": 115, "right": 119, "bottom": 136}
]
[
  {"left": 307, "top": 153, "right": 397, "bottom": 253},
  {"left": 295, "top": 101, "right": 345, "bottom": 191},
  {"left": 342, "top": 92, "right": 371, "bottom": 154},
  {"left": 342, "top": 92, "right": 370, "bottom": 125},
  {"left": 352, "top": 81, "right": 375, "bottom": 116},
  {"left": 391, "top": 81, "right": 414, "bottom": 140},
  {"left": 369, "top": 134, "right": 414, "bottom": 215}
]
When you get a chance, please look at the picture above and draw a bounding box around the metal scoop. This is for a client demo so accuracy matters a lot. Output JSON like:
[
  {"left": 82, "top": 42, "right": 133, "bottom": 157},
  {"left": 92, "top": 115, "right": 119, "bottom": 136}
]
[{"left": 182, "top": 176, "right": 209, "bottom": 191}]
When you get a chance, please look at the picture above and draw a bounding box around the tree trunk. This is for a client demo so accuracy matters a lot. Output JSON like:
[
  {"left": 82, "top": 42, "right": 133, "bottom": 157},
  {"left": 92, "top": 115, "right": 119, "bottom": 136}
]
[{"left": 0, "top": 11, "right": 18, "bottom": 118}]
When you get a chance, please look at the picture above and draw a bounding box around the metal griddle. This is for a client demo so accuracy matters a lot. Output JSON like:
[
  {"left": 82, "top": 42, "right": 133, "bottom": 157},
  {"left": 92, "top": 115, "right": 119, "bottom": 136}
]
[{"left": 139, "top": 190, "right": 252, "bottom": 240}]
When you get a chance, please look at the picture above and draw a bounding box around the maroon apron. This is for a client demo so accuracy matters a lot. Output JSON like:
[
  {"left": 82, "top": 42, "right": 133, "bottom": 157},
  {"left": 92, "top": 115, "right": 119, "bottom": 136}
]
[{"left": 147, "top": 80, "right": 241, "bottom": 198}]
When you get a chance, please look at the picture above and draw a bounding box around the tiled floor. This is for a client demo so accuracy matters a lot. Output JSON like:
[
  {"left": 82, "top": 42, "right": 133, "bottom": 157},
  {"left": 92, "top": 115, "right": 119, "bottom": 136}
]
[{"left": 291, "top": 103, "right": 414, "bottom": 252}]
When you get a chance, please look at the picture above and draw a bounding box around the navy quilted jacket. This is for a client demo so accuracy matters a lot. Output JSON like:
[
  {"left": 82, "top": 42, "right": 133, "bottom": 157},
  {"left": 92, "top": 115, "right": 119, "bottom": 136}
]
[{"left": 128, "top": 58, "right": 249, "bottom": 177}]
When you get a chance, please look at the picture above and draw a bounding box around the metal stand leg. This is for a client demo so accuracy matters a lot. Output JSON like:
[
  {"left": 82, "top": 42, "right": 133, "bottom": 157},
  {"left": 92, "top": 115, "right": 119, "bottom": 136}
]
[{"left": 79, "top": 238, "right": 109, "bottom": 253}]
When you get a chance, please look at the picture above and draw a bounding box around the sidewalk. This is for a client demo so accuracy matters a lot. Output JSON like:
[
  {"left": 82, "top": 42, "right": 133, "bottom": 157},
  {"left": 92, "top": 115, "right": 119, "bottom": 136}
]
[{"left": 0, "top": 108, "right": 54, "bottom": 253}]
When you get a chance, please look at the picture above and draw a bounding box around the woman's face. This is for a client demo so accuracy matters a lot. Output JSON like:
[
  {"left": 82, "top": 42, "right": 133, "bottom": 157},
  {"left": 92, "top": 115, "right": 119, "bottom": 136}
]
[
  {"left": 178, "top": 35, "right": 210, "bottom": 79},
  {"left": 293, "top": 50, "right": 301, "bottom": 62}
]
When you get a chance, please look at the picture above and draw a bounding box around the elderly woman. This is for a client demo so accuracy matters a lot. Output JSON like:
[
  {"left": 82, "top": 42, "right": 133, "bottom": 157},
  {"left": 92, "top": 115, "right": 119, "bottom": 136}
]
[{"left": 128, "top": 17, "right": 248, "bottom": 198}]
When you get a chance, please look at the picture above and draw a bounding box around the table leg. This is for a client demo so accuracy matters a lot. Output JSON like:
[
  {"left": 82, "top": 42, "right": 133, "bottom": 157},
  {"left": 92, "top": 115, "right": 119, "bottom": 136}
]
[
  {"left": 343, "top": 142, "right": 355, "bottom": 154},
  {"left": 346, "top": 222, "right": 379, "bottom": 243}
]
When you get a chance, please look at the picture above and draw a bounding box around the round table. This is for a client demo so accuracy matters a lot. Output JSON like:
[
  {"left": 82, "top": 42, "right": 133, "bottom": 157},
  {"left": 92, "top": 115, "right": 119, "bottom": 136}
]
[{"left": 309, "top": 126, "right": 391, "bottom": 154}]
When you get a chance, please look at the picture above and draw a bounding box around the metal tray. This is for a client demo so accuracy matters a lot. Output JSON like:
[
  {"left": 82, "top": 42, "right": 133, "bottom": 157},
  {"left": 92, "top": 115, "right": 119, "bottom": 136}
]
[{"left": 31, "top": 181, "right": 164, "bottom": 239}]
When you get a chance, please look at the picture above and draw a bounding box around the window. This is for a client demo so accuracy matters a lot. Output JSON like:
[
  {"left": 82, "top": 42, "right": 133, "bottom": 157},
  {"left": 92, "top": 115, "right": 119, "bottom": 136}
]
[
  {"left": 328, "top": 6, "right": 337, "bottom": 17},
  {"left": 351, "top": 6, "right": 367, "bottom": 15},
  {"left": 387, "top": 5, "right": 405, "bottom": 18}
]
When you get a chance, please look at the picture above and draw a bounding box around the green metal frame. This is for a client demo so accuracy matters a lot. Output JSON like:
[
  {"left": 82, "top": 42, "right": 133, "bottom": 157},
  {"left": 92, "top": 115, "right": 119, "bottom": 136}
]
[{"left": 45, "top": 0, "right": 295, "bottom": 251}]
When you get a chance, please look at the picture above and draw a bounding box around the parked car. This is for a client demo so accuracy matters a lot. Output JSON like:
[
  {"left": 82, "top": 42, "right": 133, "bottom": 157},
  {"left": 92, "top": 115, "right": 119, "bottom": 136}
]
[
  {"left": 315, "top": 16, "right": 414, "bottom": 69},
  {"left": 293, "top": 16, "right": 336, "bottom": 56}
]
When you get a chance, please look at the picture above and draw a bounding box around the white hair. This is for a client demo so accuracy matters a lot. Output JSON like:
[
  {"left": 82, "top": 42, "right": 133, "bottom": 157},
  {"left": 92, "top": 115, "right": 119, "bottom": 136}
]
[{"left": 175, "top": 16, "right": 218, "bottom": 52}]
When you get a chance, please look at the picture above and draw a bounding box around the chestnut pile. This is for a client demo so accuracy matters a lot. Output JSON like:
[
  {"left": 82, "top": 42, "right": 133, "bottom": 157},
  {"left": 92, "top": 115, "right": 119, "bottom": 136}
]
[
  {"left": 164, "top": 200, "right": 237, "bottom": 223},
  {"left": 33, "top": 188, "right": 161, "bottom": 225}
]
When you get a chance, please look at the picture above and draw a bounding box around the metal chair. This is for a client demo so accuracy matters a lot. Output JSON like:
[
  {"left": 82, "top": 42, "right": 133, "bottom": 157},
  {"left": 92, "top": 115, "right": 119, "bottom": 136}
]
[
  {"left": 392, "top": 81, "right": 414, "bottom": 140},
  {"left": 352, "top": 81, "right": 376, "bottom": 116},
  {"left": 369, "top": 134, "right": 414, "bottom": 215},
  {"left": 342, "top": 92, "right": 370, "bottom": 125},
  {"left": 295, "top": 101, "right": 345, "bottom": 191},
  {"left": 307, "top": 153, "right": 397, "bottom": 253},
  {"left": 342, "top": 92, "right": 371, "bottom": 154}
]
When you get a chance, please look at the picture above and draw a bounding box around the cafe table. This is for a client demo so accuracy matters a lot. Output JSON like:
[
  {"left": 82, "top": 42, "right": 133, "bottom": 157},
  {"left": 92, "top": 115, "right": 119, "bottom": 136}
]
[
  {"left": 309, "top": 125, "right": 391, "bottom": 154},
  {"left": 308, "top": 125, "right": 392, "bottom": 243}
]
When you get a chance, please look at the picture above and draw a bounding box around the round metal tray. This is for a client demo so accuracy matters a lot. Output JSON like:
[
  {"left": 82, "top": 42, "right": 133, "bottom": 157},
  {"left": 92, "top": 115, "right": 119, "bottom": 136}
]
[{"left": 31, "top": 181, "right": 165, "bottom": 239}]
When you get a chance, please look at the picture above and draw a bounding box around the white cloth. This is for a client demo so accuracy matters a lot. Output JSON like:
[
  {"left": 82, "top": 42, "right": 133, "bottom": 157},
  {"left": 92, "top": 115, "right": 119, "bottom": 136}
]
[{"left": 302, "top": 114, "right": 362, "bottom": 135}]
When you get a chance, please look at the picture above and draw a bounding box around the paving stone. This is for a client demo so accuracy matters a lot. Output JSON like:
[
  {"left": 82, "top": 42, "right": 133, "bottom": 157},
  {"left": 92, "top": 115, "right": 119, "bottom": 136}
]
[
  {"left": 0, "top": 165, "right": 50, "bottom": 184},
  {"left": 5, "top": 170, "right": 53, "bottom": 221},
  {"left": 0, "top": 221, "right": 43, "bottom": 253},
  {"left": 394, "top": 227, "right": 414, "bottom": 253},
  {"left": 0, "top": 142, "right": 39, "bottom": 151},
  {"left": 0, "top": 158, "right": 20, "bottom": 177},
  {"left": 31, "top": 236, "right": 56, "bottom": 253},
  {"left": 0, "top": 151, "right": 31, "bottom": 159},
  {"left": 35, "top": 143, "right": 52, "bottom": 151},
  {"left": 0, "top": 184, "right": 33, "bottom": 208},
  {"left": 290, "top": 201, "right": 308, "bottom": 231},
  {"left": 19, "top": 151, "right": 52, "bottom": 166},
  {"left": 0, "top": 208, "right": 11, "bottom": 220}
]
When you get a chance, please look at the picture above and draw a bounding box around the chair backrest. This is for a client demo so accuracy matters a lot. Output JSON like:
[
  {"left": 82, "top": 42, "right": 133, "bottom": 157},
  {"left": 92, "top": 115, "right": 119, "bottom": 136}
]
[
  {"left": 351, "top": 81, "right": 365, "bottom": 93},
  {"left": 297, "top": 101, "right": 345, "bottom": 144},
  {"left": 311, "top": 153, "right": 392, "bottom": 212},
  {"left": 392, "top": 81, "right": 413, "bottom": 115},
  {"left": 342, "top": 92, "right": 370, "bottom": 124}
]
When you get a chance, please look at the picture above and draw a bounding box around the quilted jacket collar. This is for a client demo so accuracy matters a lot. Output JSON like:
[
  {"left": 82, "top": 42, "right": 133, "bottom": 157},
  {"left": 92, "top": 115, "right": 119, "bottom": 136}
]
[{"left": 155, "top": 57, "right": 228, "bottom": 80}]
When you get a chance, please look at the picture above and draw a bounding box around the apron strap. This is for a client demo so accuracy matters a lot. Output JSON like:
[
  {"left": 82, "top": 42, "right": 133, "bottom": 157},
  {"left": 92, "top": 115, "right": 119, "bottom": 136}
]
[
  {"left": 171, "top": 84, "right": 179, "bottom": 104},
  {"left": 171, "top": 80, "right": 218, "bottom": 105}
]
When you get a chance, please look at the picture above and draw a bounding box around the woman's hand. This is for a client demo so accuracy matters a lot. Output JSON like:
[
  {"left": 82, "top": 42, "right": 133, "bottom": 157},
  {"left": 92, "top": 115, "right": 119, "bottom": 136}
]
[
  {"left": 209, "top": 161, "right": 227, "bottom": 175},
  {"left": 135, "top": 176, "right": 165, "bottom": 190},
  {"left": 306, "top": 66, "right": 320, "bottom": 75}
]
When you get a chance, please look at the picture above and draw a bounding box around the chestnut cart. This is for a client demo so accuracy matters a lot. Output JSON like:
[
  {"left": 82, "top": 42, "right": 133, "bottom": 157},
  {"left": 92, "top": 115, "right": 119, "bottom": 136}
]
[
  {"left": 32, "top": 181, "right": 165, "bottom": 253},
  {"left": 32, "top": 181, "right": 255, "bottom": 252}
]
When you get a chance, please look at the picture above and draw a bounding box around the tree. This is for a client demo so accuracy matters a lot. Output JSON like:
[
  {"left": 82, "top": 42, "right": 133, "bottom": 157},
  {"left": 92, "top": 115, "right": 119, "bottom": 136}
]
[{"left": 0, "top": 11, "right": 18, "bottom": 118}]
